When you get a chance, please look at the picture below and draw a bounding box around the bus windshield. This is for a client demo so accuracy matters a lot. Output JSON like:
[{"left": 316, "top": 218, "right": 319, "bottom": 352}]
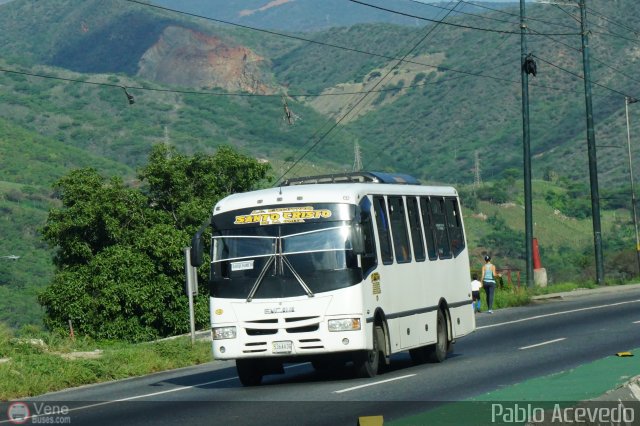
[
  {"left": 210, "top": 206, "right": 362, "bottom": 299},
  {"left": 212, "top": 225, "right": 353, "bottom": 263}
]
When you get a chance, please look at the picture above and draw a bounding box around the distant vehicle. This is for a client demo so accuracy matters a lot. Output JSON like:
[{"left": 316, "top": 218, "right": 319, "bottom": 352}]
[
  {"left": 0, "top": 255, "right": 19, "bottom": 260},
  {"left": 190, "top": 172, "right": 475, "bottom": 386}
]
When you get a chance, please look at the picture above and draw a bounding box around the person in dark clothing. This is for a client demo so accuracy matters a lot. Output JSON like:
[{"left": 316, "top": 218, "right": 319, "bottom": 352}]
[{"left": 481, "top": 255, "right": 500, "bottom": 314}]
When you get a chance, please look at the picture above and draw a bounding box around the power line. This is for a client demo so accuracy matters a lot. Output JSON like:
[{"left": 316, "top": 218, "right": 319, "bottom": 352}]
[
  {"left": 364, "top": 32, "right": 515, "bottom": 173},
  {"left": 0, "top": 63, "right": 513, "bottom": 100},
  {"left": 531, "top": 54, "right": 637, "bottom": 99},
  {"left": 348, "top": 0, "right": 580, "bottom": 35},
  {"left": 0, "top": 66, "right": 141, "bottom": 104},
  {"left": 278, "top": 0, "right": 476, "bottom": 177},
  {"left": 320, "top": 0, "right": 468, "bottom": 176},
  {"left": 276, "top": 25, "right": 445, "bottom": 178},
  {"left": 275, "top": 1, "right": 463, "bottom": 183},
  {"left": 553, "top": 4, "right": 581, "bottom": 24},
  {"left": 124, "top": 0, "right": 626, "bottom": 102},
  {"left": 590, "top": 29, "right": 640, "bottom": 46},
  {"left": 406, "top": 0, "right": 520, "bottom": 26},
  {"left": 526, "top": 27, "right": 640, "bottom": 88},
  {"left": 0, "top": 28, "right": 604, "bottom": 104},
  {"left": 456, "top": 0, "right": 577, "bottom": 29},
  {"left": 120, "top": 0, "right": 589, "bottom": 96},
  {"left": 122, "top": 0, "right": 513, "bottom": 79},
  {"left": 587, "top": 6, "right": 640, "bottom": 37},
  {"left": 0, "top": 67, "right": 127, "bottom": 90},
  {"left": 552, "top": 3, "right": 640, "bottom": 45}
]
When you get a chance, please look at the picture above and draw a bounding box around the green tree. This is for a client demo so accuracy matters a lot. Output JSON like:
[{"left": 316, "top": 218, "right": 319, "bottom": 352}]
[
  {"left": 38, "top": 145, "right": 271, "bottom": 341},
  {"left": 476, "top": 182, "right": 509, "bottom": 204}
]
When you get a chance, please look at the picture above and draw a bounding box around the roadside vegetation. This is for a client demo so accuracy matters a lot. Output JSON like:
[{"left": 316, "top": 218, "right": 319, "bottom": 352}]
[{"left": 0, "top": 322, "right": 211, "bottom": 400}]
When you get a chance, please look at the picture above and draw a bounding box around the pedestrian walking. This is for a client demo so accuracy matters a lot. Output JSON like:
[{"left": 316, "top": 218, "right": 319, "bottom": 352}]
[
  {"left": 471, "top": 273, "right": 482, "bottom": 313},
  {"left": 481, "top": 255, "right": 500, "bottom": 314}
]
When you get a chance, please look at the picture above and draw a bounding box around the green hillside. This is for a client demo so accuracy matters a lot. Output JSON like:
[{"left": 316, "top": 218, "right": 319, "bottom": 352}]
[{"left": 1, "top": 0, "right": 639, "bottom": 328}]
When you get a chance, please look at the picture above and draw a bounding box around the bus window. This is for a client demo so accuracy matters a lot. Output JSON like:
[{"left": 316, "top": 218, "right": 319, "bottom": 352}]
[
  {"left": 407, "top": 197, "right": 425, "bottom": 262},
  {"left": 360, "top": 199, "right": 378, "bottom": 275},
  {"left": 388, "top": 196, "right": 411, "bottom": 263},
  {"left": 445, "top": 198, "right": 465, "bottom": 257},
  {"left": 419, "top": 197, "right": 438, "bottom": 260},
  {"left": 431, "top": 197, "right": 451, "bottom": 259},
  {"left": 373, "top": 196, "right": 393, "bottom": 264}
]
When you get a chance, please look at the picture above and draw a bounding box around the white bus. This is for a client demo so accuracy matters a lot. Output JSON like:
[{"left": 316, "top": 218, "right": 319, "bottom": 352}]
[{"left": 190, "top": 172, "right": 475, "bottom": 386}]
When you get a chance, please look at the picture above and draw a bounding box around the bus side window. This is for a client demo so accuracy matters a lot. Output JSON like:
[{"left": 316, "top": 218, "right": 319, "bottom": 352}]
[
  {"left": 445, "top": 198, "right": 466, "bottom": 257},
  {"left": 373, "top": 196, "right": 394, "bottom": 265},
  {"left": 360, "top": 200, "right": 378, "bottom": 275},
  {"left": 406, "top": 196, "right": 425, "bottom": 262},
  {"left": 419, "top": 197, "right": 438, "bottom": 260},
  {"left": 389, "top": 196, "right": 411, "bottom": 263},
  {"left": 431, "top": 197, "right": 452, "bottom": 259}
]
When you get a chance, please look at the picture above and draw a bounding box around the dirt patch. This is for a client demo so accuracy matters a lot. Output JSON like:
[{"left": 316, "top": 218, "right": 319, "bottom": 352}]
[
  {"left": 304, "top": 53, "right": 445, "bottom": 122},
  {"left": 239, "top": 0, "right": 295, "bottom": 17},
  {"left": 55, "top": 350, "right": 103, "bottom": 360}
]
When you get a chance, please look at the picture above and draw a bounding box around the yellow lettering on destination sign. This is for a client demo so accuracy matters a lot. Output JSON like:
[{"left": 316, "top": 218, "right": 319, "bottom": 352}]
[{"left": 234, "top": 207, "right": 332, "bottom": 225}]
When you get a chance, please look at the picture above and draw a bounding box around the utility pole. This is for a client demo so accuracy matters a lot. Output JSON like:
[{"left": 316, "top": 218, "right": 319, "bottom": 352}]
[
  {"left": 625, "top": 96, "right": 640, "bottom": 275},
  {"left": 520, "top": 0, "right": 534, "bottom": 288},
  {"left": 579, "top": 0, "right": 604, "bottom": 285}
]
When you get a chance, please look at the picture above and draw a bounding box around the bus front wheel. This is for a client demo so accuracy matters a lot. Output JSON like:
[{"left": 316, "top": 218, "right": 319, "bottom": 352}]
[
  {"left": 354, "top": 325, "right": 383, "bottom": 378},
  {"left": 236, "top": 359, "right": 263, "bottom": 386}
]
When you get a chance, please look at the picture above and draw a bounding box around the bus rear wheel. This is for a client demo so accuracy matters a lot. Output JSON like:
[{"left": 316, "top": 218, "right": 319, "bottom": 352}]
[
  {"left": 425, "top": 309, "right": 448, "bottom": 363},
  {"left": 236, "top": 359, "right": 263, "bottom": 386},
  {"left": 353, "top": 325, "right": 383, "bottom": 378}
]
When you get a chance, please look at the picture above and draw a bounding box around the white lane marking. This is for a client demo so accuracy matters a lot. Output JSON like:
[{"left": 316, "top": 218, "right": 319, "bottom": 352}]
[
  {"left": 0, "top": 376, "right": 237, "bottom": 424},
  {"left": 334, "top": 374, "right": 416, "bottom": 394},
  {"left": 0, "top": 361, "right": 314, "bottom": 424},
  {"left": 477, "top": 299, "right": 640, "bottom": 330},
  {"left": 519, "top": 337, "right": 566, "bottom": 350}
]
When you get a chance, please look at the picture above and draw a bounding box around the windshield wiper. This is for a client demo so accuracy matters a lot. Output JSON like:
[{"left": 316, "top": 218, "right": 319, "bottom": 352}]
[
  {"left": 246, "top": 256, "right": 275, "bottom": 302},
  {"left": 245, "top": 236, "right": 315, "bottom": 301},
  {"left": 281, "top": 256, "right": 314, "bottom": 298}
]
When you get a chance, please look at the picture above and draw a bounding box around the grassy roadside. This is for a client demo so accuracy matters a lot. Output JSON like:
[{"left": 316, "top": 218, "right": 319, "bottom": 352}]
[
  {"left": 476, "top": 280, "right": 628, "bottom": 312},
  {"left": 0, "top": 324, "right": 212, "bottom": 400}
]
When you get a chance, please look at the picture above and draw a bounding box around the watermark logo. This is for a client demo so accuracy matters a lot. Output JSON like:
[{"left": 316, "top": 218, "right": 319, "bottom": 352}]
[
  {"left": 6, "top": 402, "right": 72, "bottom": 424},
  {"left": 7, "top": 402, "right": 30, "bottom": 424},
  {"left": 491, "top": 402, "right": 635, "bottom": 424}
]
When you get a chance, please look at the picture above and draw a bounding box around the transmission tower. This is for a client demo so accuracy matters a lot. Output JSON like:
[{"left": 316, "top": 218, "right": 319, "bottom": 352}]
[
  {"left": 474, "top": 150, "right": 482, "bottom": 188},
  {"left": 353, "top": 142, "right": 362, "bottom": 171}
]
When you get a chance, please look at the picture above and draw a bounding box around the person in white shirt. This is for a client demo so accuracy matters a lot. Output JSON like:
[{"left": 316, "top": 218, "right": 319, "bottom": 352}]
[{"left": 471, "top": 273, "right": 482, "bottom": 313}]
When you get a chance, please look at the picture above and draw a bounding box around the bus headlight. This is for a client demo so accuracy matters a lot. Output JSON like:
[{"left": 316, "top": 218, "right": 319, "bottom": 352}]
[
  {"left": 328, "top": 318, "right": 361, "bottom": 332},
  {"left": 212, "top": 326, "right": 237, "bottom": 340}
]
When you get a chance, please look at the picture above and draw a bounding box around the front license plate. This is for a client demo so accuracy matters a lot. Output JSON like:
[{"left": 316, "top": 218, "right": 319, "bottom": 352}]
[{"left": 272, "top": 340, "right": 292, "bottom": 354}]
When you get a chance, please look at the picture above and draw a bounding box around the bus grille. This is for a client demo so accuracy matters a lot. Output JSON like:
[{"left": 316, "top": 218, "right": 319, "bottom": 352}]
[
  {"left": 244, "top": 316, "right": 320, "bottom": 335},
  {"left": 286, "top": 324, "right": 319, "bottom": 333},
  {"left": 246, "top": 329, "right": 277, "bottom": 336}
]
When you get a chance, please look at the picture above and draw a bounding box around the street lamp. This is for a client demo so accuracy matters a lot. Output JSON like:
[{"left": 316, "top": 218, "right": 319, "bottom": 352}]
[{"left": 625, "top": 96, "right": 640, "bottom": 276}]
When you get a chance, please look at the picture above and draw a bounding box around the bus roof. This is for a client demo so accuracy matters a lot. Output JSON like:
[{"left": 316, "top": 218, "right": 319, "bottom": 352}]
[
  {"left": 281, "top": 171, "right": 421, "bottom": 186},
  {"left": 213, "top": 181, "right": 458, "bottom": 215}
]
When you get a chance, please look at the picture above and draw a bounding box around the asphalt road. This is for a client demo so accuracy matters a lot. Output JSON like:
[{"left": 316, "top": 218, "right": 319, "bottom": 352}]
[{"left": 4, "top": 285, "right": 640, "bottom": 426}]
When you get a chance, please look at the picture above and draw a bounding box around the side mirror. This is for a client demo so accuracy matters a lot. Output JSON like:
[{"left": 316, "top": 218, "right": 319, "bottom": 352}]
[
  {"left": 191, "top": 233, "right": 204, "bottom": 267},
  {"left": 351, "top": 224, "right": 365, "bottom": 255}
]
